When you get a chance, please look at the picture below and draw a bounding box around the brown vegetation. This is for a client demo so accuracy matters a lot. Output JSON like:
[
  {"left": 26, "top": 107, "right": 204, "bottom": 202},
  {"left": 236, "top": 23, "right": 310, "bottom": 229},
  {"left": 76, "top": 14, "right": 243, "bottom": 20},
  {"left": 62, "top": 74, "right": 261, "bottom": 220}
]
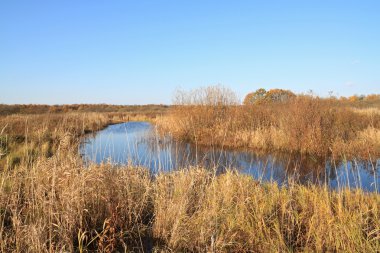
[
  {"left": 0, "top": 99, "right": 379, "bottom": 252},
  {"left": 158, "top": 86, "right": 380, "bottom": 159},
  {"left": 153, "top": 169, "right": 379, "bottom": 252},
  {"left": 1, "top": 149, "right": 379, "bottom": 251},
  {"left": 0, "top": 113, "right": 122, "bottom": 169},
  {"left": 0, "top": 106, "right": 168, "bottom": 169},
  {"left": 243, "top": 88, "right": 296, "bottom": 105},
  {"left": 0, "top": 104, "right": 169, "bottom": 116}
]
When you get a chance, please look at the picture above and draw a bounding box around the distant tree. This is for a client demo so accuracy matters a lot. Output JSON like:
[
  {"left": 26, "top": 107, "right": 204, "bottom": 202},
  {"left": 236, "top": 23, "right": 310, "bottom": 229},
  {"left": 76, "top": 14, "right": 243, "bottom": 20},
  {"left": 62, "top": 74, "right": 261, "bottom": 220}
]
[
  {"left": 349, "top": 94, "right": 366, "bottom": 102},
  {"left": 243, "top": 88, "right": 267, "bottom": 105},
  {"left": 264, "top": 89, "right": 296, "bottom": 103},
  {"left": 348, "top": 95, "right": 359, "bottom": 102},
  {"left": 244, "top": 88, "right": 296, "bottom": 105}
]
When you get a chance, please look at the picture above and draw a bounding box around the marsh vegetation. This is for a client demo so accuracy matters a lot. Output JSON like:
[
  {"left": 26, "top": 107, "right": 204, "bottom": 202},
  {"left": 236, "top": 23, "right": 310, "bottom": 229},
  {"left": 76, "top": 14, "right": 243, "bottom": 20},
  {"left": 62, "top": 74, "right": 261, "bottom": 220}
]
[
  {"left": 0, "top": 89, "right": 380, "bottom": 252},
  {"left": 158, "top": 86, "right": 380, "bottom": 159},
  {"left": 83, "top": 121, "right": 379, "bottom": 192}
]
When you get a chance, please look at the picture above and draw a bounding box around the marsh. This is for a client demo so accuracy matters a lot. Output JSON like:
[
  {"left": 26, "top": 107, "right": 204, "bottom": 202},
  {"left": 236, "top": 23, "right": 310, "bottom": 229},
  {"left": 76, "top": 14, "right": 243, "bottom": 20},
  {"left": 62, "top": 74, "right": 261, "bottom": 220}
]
[{"left": 82, "top": 121, "right": 380, "bottom": 192}]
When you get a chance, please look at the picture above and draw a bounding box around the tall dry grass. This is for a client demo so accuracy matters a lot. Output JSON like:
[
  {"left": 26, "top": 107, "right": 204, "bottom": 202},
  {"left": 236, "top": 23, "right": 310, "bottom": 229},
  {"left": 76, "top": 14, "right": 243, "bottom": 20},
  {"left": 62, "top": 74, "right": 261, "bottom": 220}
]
[
  {"left": 153, "top": 169, "right": 380, "bottom": 252},
  {"left": 0, "top": 113, "right": 109, "bottom": 169},
  {"left": 0, "top": 112, "right": 379, "bottom": 252},
  {"left": 0, "top": 112, "right": 159, "bottom": 169},
  {"left": 158, "top": 87, "right": 380, "bottom": 159},
  {"left": 0, "top": 154, "right": 152, "bottom": 252},
  {"left": 2, "top": 156, "right": 379, "bottom": 252},
  {"left": 352, "top": 107, "right": 380, "bottom": 116},
  {"left": 0, "top": 113, "right": 154, "bottom": 252}
]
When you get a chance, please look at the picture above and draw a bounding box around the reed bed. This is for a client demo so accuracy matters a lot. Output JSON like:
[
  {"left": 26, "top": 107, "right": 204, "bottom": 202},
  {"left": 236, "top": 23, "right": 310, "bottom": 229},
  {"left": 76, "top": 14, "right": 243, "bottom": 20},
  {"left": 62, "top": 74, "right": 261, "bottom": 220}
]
[
  {"left": 0, "top": 155, "right": 152, "bottom": 252},
  {"left": 158, "top": 88, "right": 380, "bottom": 159},
  {"left": 351, "top": 107, "right": 380, "bottom": 116},
  {"left": 0, "top": 112, "right": 159, "bottom": 170},
  {"left": 1, "top": 158, "right": 379, "bottom": 252},
  {"left": 0, "top": 112, "right": 379, "bottom": 252},
  {"left": 153, "top": 169, "right": 380, "bottom": 252}
]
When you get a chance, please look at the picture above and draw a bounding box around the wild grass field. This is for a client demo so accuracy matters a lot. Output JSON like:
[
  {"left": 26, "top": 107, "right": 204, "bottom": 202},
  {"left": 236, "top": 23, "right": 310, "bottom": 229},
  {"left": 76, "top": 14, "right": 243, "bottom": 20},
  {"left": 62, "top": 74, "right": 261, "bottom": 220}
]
[
  {"left": 0, "top": 104, "right": 169, "bottom": 116},
  {"left": 158, "top": 86, "right": 380, "bottom": 159},
  {"left": 0, "top": 91, "right": 379, "bottom": 252}
]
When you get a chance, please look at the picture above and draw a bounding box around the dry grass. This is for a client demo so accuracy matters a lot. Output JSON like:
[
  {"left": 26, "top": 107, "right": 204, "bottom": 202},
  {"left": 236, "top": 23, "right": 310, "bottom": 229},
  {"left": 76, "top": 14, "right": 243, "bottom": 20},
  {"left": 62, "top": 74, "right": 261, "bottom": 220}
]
[
  {"left": 351, "top": 107, "right": 380, "bottom": 116},
  {"left": 0, "top": 155, "right": 152, "bottom": 252},
  {"left": 0, "top": 104, "right": 169, "bottom": 116},
  {"left": 0, "top": 112, "right": 161, "bottom": 169},
  {"left": 0, "top": 112, "right": 379, "bottom": 252},
  {"left": 0, "top": 113, "right": 112, "bottom": 169},
  {"left": 153, "top": 169, "right": 380, "bottom": 252},
  {"left": 0, "top": 113, "right": 154, "bottom": 251},
  {"left": 2, "top": 156, "right": 379, "bottom": 252},
  {"left": 159, "top": 89, "right": 380, "bottom": 159}
]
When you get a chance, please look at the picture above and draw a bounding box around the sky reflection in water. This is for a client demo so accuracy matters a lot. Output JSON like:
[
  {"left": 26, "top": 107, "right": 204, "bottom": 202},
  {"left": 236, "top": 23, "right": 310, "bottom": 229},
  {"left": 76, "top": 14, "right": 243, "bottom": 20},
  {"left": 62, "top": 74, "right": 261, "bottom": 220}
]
[{"left": 81, "top": 122, "right": 380, "bottom": 192}]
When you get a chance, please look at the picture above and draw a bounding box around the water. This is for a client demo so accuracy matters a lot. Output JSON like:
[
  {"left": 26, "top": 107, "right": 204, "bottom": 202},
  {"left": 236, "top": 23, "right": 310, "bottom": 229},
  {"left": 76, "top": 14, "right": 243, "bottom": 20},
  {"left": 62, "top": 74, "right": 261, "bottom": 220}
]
[{"left": 81, "top": 122, "right": 380, "bottom": 192}]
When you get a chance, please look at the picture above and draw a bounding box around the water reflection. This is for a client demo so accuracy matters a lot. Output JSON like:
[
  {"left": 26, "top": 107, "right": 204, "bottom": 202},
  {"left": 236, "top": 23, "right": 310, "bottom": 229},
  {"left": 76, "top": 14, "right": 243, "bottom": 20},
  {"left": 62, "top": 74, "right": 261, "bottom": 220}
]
[{"left": 81, "top": 122, "right": 380, "bottom": 192}]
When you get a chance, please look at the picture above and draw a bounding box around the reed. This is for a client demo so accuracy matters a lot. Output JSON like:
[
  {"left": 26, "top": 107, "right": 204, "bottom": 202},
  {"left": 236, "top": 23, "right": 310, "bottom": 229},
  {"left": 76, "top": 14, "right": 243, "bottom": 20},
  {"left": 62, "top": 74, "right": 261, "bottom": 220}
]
[
  {"left": 158, "top": 86, "right": 380, "bottom": 159},
  {"left": 1, "top": 159, "right": 379, "bottom": 252},
  {"left": 0, "top": 154, "right": 152, "bottom": 252},
  {"left": 0, "top": 111, "right": 379, "bottom": 252},
  {"left": 153, "top": 168, "right": 380, "bottom": 252}
]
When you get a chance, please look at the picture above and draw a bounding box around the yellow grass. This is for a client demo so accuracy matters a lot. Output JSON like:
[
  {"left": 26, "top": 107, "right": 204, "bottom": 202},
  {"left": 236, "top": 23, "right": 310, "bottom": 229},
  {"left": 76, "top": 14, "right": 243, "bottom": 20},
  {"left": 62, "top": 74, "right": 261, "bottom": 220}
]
[
  {"left": 158, "top": 89, "right": 380, "bottom": 159},
  {"left": 153, "top": 169, "right": 380, "bottom": 252},
  {"left": 1, "top": 155, "right": 379, "bottom": 252},
  {"left": 0, "top": 112, "right": 379, "bottom": 252},
  {"left": 351, "top": 107, "right": 380, "bottom": 116}
]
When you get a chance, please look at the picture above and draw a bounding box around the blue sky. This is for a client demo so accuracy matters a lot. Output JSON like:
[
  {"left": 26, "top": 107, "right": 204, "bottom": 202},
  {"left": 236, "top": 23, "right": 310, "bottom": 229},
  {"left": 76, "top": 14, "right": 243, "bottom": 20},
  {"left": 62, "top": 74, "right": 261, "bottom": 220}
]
[{"left": 1, "top": 1, "right": 379, "bottom": 104}]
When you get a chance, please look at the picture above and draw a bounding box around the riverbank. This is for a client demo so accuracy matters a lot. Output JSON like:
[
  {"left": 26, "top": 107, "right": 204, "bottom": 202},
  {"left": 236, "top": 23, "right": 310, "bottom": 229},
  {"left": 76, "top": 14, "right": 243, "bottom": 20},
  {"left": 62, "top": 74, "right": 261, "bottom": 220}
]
[
  {"left": 158, "top": 91, "right": 380, "bottom": 160},
  {"left": 0, "top": 112, "right": 163, "bottom": 170}
]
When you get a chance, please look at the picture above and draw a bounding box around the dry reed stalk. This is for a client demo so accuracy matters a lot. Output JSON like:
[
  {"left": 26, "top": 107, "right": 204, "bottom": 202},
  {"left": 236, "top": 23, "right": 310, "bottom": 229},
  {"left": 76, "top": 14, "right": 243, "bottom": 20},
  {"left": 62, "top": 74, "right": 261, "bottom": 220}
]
[{"left": 1, "top": 110, "right": 379, "bottom": 252}]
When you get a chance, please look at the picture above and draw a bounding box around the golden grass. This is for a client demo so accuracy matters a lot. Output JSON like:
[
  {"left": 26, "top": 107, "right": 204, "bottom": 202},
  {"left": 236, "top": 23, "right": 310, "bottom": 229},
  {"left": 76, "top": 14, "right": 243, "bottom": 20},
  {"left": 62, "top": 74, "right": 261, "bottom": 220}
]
[
  {"left": 0, "top": 112, "right": 379, "bottom": 252},
  {"left": 359, "top": 127, "right": 380, "bottom": 149},
  {"left": 2, "top": 156, "right": 379, "bottom": 252},
  {"left": 0, "top": 104, "right": 169, "bottom": 116},
  {"left": 0, "top": 153, "right": 152, "bottom": 252},
  {"left": 351, "top": 107, "right": 380, "bottom": 116},
  {"left": 0, "top": 113, "right": 110, "bottom": 169},
  {"left": 0, "top": 112, "right": 159, "bottom": 169},
  {"left": 159, "top": 93, "right": 380, "bottom": 159},
  {"left": 153, "top": 169, "right": 380, "bottom": 252}
]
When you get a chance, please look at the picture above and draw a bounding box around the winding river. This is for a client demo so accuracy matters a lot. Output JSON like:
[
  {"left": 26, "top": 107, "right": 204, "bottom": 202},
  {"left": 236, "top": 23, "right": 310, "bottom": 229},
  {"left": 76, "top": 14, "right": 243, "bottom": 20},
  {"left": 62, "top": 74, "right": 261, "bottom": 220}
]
[{"left": 81, "top": 122, "right": 380, "bottom": 192}]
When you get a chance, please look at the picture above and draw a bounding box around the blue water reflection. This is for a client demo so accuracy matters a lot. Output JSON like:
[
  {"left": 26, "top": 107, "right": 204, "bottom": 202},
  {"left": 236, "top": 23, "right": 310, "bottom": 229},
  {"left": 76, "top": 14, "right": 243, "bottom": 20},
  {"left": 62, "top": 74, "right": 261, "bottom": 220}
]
[{"left": 81, "top": 122, "right": 380, "bottom": 192}]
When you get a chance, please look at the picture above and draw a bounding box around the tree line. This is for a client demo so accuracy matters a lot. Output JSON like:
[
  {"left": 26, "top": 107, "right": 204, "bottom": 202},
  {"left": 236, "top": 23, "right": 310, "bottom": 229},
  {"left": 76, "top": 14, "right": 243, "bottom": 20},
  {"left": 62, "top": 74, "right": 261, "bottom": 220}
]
[{"left": 243, "top": 88, "right": 380, "bottom": 105}]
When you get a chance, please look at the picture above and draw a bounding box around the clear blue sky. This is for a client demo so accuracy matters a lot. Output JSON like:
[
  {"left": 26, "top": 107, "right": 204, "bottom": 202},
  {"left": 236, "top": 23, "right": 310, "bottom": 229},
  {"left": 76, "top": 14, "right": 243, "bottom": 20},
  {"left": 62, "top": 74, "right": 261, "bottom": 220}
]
[{"left": 1, "top": 1, "right": 379, "bottom": 104}]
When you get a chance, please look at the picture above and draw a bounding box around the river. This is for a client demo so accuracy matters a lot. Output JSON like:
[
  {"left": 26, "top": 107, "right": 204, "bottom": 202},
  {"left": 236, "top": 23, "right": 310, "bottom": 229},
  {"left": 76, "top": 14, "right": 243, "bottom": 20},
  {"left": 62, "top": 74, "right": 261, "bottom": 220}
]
[{"left": 81, "top": 122, "right": 380, "bottom": 192}]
